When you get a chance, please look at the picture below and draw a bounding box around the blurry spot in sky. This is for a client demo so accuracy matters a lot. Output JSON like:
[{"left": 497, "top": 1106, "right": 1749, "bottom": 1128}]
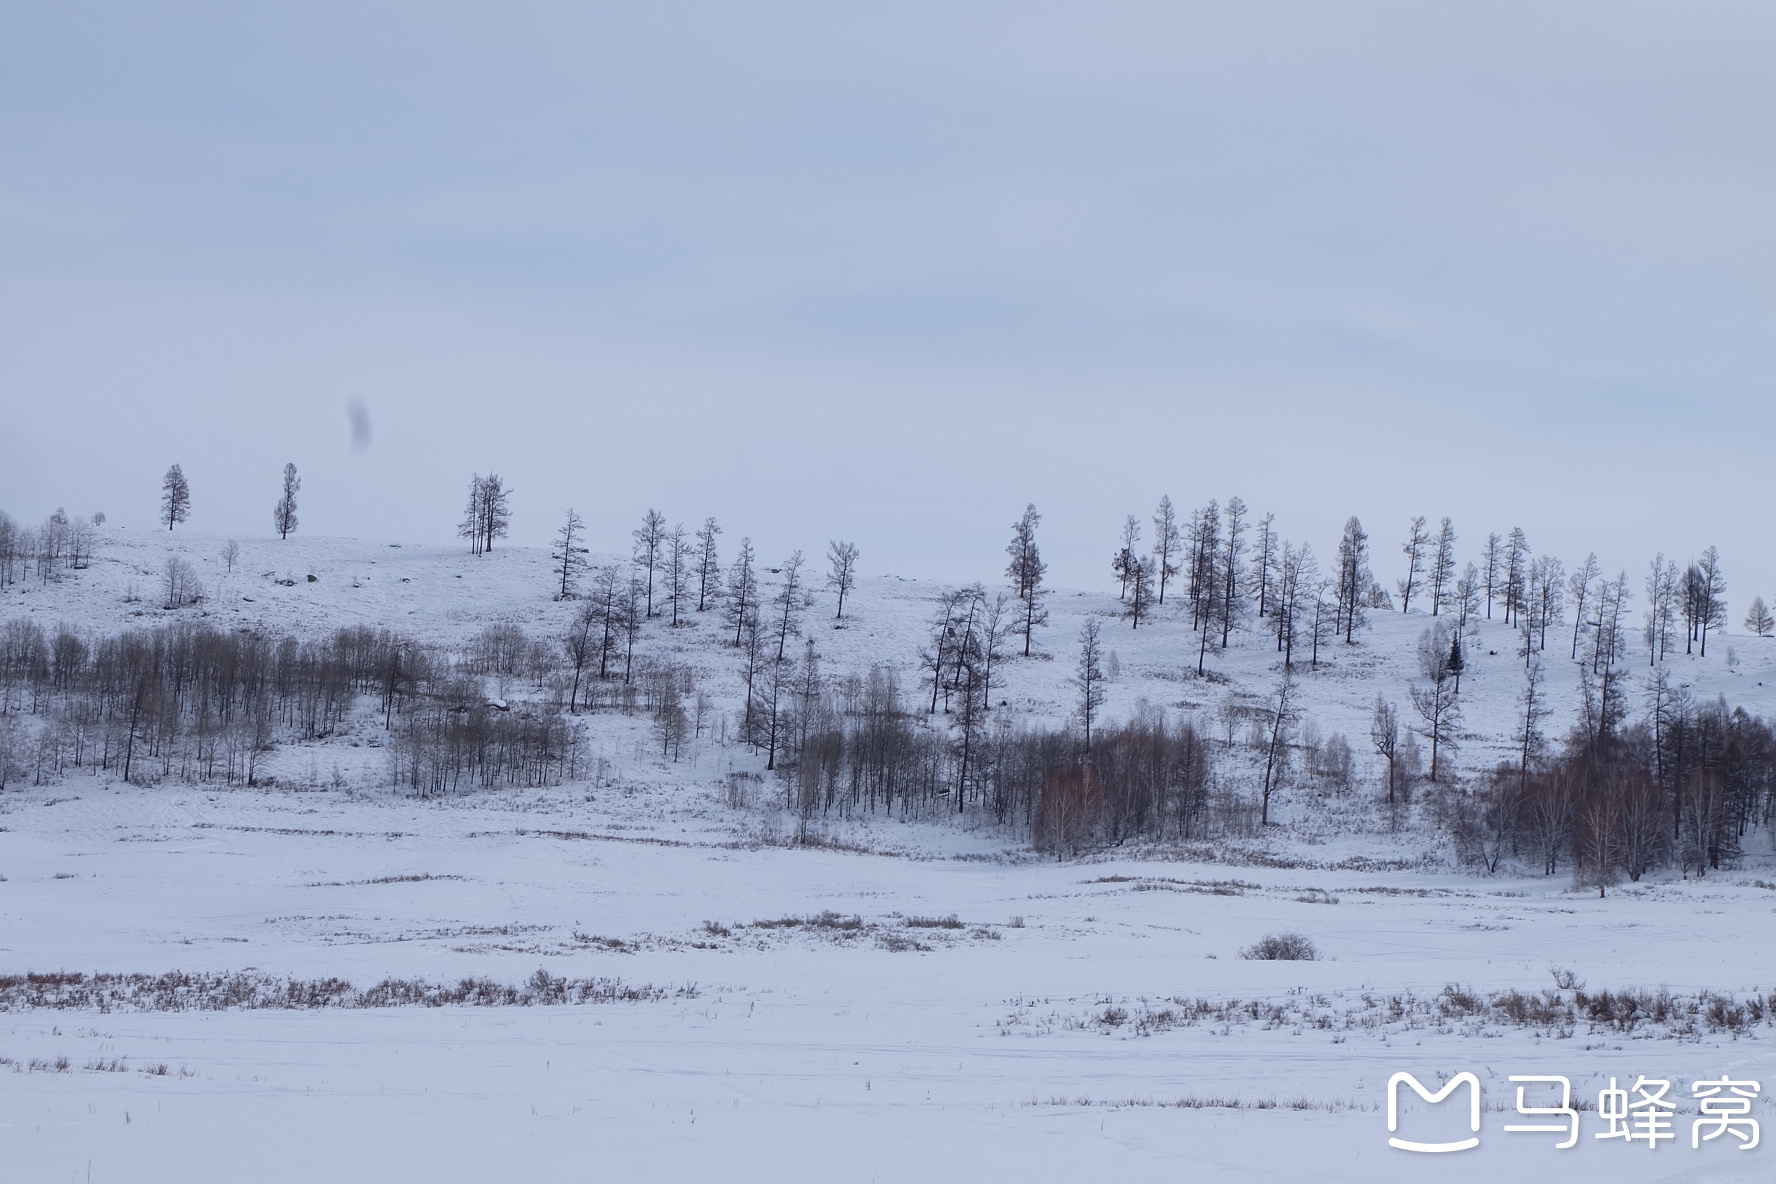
[{"left": 347, "top": 399, "right": 371, "bottom": 451}]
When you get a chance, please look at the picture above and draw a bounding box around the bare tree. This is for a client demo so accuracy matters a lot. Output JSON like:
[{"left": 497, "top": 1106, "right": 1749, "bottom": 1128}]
[
  {"left": 1195, "top": 564, "right": 1221, "bottom": 675},
  {"left": 665, "top": 523, "right": 694, "bottom": 626},
  {"left": 1615, "top": 767, "right": 1666, "bottom": 883},
  {"left": 458, "top": 475, "right": 484, "bottom": 554},
  {"left": 1273, "top": 541, "right": 1317, "bottom": 668},
  {"left": 633, "top": 509, "right": 667, "bottom": 616},
  {"left": 1005, "top": 505, "right": 1048, "bottom": 656},
  {"left": 1643, "top": 555, "right": 1679, "bottom": 663},
  {"left": 1074, "top": 617, "right": 1106, "bottom": 752},
  {"left": 760, "top": 643, "right": 794, "bottom": 771},
  {"left": 1153, "top": 496, "right": 1182, "bottom": 604},
  {"left": 1568, "top": 553, "right": 1600, "bottom": 659},
  {"left": 618, "top": 568, "right": 644, "bottom": 683},
  {"left": 725, "top": 538, "right": 759, "bottom": 647},
  {"left": 1398, "top": 515, "right": 1429, "bottom": 612},
  {"left": 918, "top": 588, "right": 973, "bottom": 714},
  {"left": 1528, "top": 554, "right": 1565, "bottom": 653},
  {"left": 978, "top": 592, "right": 1011, "bottom": 710},
  {"left": 1454, "top": 563, "right": 1481, "bottom": 632},
  {"left": 563, "top": 600, "right": 598, "bottom": 711},
  {"left": 1220, "top": 496, "right": 1248, "bottom": 646},
  {"left": 0, "top": 712, "right": 22, "bottom": 792},
  {"left": 694, "top": 517, "right": 723, "bottom": 612},
  {"left": 553, "top": 508, "right": 586, "bottom": 600},
  {"left": 1501, "top": 527, "right": 1530, "bottom": 626},
  {"left": 1573, "top": 790, "right": 1625, "bottom": 897},
  {"left": 1252, "top": 510, "right": 1277, "bottom": 617},
  {"left": 161, "top": 556, "right": 200, "bottom": 609},
  {"left": 1591, "top": 571, "right": 1632, "bottom": 677},
  {"left": 64, "top": 512, "right": 95, "bottom": 571},
  {"left": 771, "top": 550, "right": 808, "bottom": 661},
  {"left": 161, "top": 464, "right": 191, "bottom": 531},
  {"left": 1514, "top": 654, "right": 1551, "bottom": 794},
  {"left": 736, "top": 605, "right": 767, "bottom": 738},
  {"left": 1408, "top": 622, "right": 1461, "bottom": 782},
  {"left": 1696, "top": 546, "right": 1726, "bottom": 657},
  {"left": 588, "top": 564, "right": 625, "bottom": 678},
  {"left": 1427, "top": 517, "right": 1456, "bottom": 615},
  {"left": 1187, "top": 500, "right": 1221, "bottom": 632},
  {"left": 0, "top": 513, "right": 23, "bottom": 588},
  {"left": 220, "top": 539, "right": 241, "bottom": 575},
  {"left": 457, "top": 474, "right": 511, "bottom": 554},
  {"left": 1370, "top": 695, "right": 1400, "bottom": 804},
  {"left": 1481, "top": 531, "right": 1502, "bottom": 619},
  {"left": 1259, "top": 668, "right": 1298, "bottom": 825},
  {"left": 826, "top": 539, "right": 859, "bottom": 619},
  {"left": 1309, "top": 578, "right": 1336, "bottom": 668},
  {"left": 1744, "top": 595, "right": 1773, "bottom": 638},
  {"left": 480, "top": 475, "right": 512, "bottom": 552},
  {"left": 273, "top": 463, "right": 300, "bottom": 539}
]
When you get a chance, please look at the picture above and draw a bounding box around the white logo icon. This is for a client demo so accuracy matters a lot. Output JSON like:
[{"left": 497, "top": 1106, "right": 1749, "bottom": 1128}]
[{"left": 1387, "top": 1072, "right": 1482, "bottom": 1153}]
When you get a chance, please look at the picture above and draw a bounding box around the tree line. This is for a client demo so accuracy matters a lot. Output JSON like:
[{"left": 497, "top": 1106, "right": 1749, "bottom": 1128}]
[{"left": 0, "top": 619, "right": 586, "bottom": 793}]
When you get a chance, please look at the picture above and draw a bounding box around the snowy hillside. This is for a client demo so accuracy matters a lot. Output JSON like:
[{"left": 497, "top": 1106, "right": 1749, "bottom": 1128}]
[
  {"left": 3, "top": 527, "right": 1775, "bottom": 1184},
  {"left": 8, "top": 526, "right": 1775, "bottom": 804}
]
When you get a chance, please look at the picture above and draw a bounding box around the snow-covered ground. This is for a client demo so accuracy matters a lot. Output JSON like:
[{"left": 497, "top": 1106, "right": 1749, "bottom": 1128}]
[{"left": 3, "top": 529, "right": 1775, "bottom": 1183}]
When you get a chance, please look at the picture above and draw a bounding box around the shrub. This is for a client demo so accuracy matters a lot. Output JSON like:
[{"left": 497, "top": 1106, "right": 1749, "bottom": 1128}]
[{"left": 1240, "top": 932, "right": 1318, "bottom": 961}]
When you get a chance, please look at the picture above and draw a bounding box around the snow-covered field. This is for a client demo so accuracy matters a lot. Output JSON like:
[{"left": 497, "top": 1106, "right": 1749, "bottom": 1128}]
[{"left": 4, "top": 529, "right": 1775, "bottom": 1183}]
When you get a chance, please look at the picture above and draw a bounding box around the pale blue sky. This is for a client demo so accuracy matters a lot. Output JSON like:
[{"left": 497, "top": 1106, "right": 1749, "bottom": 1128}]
[{"left": 3, "top": 3, "right": 1773, "bottom": 605}]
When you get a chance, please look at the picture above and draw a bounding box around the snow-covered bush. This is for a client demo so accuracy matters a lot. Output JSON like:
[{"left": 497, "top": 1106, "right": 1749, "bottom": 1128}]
[{"left": 1240, "top": 932, "right": 1317, "bottom": 961}]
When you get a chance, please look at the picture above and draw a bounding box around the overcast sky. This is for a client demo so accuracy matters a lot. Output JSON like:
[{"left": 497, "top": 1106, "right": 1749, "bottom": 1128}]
[{"left": 3, "top": 3, "right": 1773, "bottom": 608}]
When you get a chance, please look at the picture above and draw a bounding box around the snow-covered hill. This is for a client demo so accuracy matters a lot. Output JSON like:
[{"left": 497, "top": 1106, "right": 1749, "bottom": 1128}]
[
  {"left": 4, "top": 527, "right": 1775, "bottom": 1184},
  {"left": 11, "top": 525, "right": 1775, "bottom": 797}
]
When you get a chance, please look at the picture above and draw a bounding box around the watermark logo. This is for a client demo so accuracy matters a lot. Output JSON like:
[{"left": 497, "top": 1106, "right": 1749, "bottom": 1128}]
[
  {"left": 1501, "top": 1075, "right": 1577, "bottom": 1149},
  {"left": 1387, "top": 1072, "right": 1481, "bottom": 1153},
  {"left": 1389, "top": 1072, "right": 1761, "bottom": 1154}
]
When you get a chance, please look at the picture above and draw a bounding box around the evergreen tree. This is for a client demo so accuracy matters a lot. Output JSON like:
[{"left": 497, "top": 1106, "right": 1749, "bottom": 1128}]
[
  {"left": 633, "top": 509, "right": 667, "bottom": 616},
  {"left": 694, "top": 517, "right": 723, "bottom": 612},
  {"left": 1335, "top": 516, "right": 1370, "bottom": 643},
  {"left": 725, "top": 538, "right": 760, "bottom": 647},
  {"left": 1005, "top": 504, "right": 1048, "bottom": 656},
  {"left": 1112, "top": 514, "right": 1141, "bottom": 600},
  {"left": 1073, "top": 618, "right": 1105, "bottom": 752},
  {"left": 1152, "top": 496, "right": 1182, "bottom": 604},
  {"left": 273, "top": 463, "right": 299, "bottom": 539},
  {"left": 160, "top": 464, "right": 191, "bottom": 531},
  {"left": 553, "top": 508, "right": 586, "bottom": 599},
  {"left": 771, "top": 551, "right": 808, "bottom": 661},
  {"left": 1125, "top": 556, "right": 1154, "bottom": 629}
]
